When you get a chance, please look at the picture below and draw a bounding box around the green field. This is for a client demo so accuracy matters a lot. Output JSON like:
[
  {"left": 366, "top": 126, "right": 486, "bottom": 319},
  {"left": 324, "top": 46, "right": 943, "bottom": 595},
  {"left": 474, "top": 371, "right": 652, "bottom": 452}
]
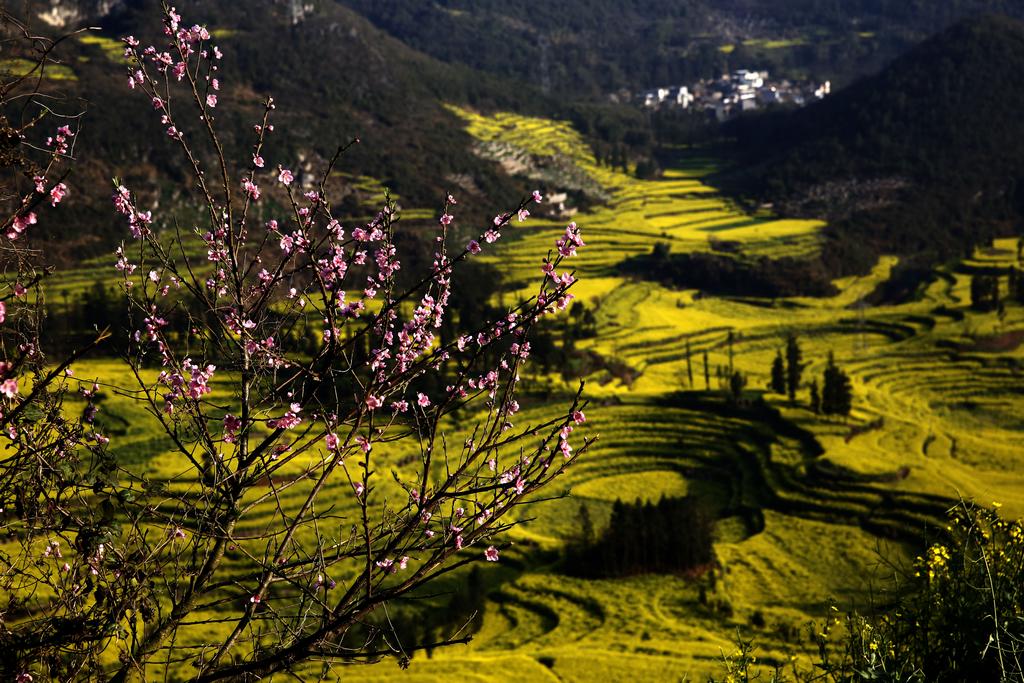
[{"left": 29, "top": 107, "right": 1024, "bottom": 680}]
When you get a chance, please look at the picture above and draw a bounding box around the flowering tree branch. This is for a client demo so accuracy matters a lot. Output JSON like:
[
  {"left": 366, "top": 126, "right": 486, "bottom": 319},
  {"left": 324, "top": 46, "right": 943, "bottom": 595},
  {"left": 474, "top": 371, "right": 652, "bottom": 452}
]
[{"left": 3, "top": 4, "right": 593, "bottom": 681}]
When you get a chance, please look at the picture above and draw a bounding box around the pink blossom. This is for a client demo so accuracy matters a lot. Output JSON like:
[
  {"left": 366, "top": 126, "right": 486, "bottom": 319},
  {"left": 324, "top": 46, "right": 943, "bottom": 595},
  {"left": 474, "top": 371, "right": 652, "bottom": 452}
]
[
  {"left": 483, "top": 229, "right": 500, "bottom": 244},
  {"left": 573, "top": 410, "right": 586, "bottom": 424},
  {"left": 485, "top": 546, "right": 499, "bottom": 562},
  {"left": 241, "top": 177, "right": 260, "bottom": 201},
  {"left": 223, "top": 414, "right": 242, "bottom": 442},
  {"left": 356, "top": 436, "right": 371, "bottom": 453},
  {"left": 0, "top": 301, "right": 6, "bottom": 323},
  {"left": 556, "top": 222, "right": 585, "bottom": 257},
  {"left": 278, "top": 167, "right": 294, "bottom": 185},
  {"left": 440, "top": 213, "right": 453, "bottom": 226},
  {"left": 325, "top": 433, "right": 339, "bottom": 450},
  {"left": 49, "top": 182, "right": 68, "bottom": 206},
  {"left": 467, "top": 239, "right": 481, "bottom": 254},
  {"left": 532, "top": 190, "right": 543, "bottom": 203},
  {"left": 270, "top": 414, "right": 300, "bottom": 430},
  {"left": 365, "top": 395, "right": 382, "bottom": 410},
  {"left": 0, "top": 378, "right": 18, "bottom": 398},
  {"left": 253, "top": 154, "right": 264, "bottom": 168},
  {"left": 417, "top": 393, "right": 430, "bottom": 407},
  {"left": 517, "top": 208, "right": 529, "bottom": 222},
  {"left": 8, "top": 212, "right": 37, "bottom": 240}
]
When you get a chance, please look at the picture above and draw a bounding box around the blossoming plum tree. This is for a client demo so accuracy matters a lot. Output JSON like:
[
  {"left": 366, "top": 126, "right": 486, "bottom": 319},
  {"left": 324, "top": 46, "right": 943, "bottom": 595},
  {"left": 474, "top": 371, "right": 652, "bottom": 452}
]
[{"left": 2, "top": 5, "right": 591, "bottom": 681}]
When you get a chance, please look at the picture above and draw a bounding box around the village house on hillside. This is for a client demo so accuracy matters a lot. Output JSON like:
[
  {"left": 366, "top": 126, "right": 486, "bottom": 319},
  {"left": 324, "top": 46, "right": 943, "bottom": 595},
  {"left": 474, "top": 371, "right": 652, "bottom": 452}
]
[
  {"left": 638, "top": 69, "right": 830, "bottom": 120},
  {"left": 546, "top": 191, "right": 577, "bottom": 218}
]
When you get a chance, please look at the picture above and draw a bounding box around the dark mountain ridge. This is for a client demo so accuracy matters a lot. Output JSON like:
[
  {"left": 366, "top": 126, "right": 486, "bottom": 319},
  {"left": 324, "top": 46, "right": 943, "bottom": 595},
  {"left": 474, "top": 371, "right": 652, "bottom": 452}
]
[
  {"left": 337, "top": 0, "right": 1024, "bottom": 95},
  {"left": 720, "top": 14, "right": 1024, "bottom": 275}
]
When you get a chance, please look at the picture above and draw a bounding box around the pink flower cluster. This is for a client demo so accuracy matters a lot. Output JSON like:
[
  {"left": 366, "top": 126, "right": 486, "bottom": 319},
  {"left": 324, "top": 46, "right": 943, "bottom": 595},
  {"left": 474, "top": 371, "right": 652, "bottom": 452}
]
[
  {"left": 556, "top": 222, "right": 585, "bottom": 258},
  {"left": 112, "top": 184, "right": 153, "bottom": 239},
  {"left": 269, "top": 403, "right": 302, "bottom": 430},
  {"left": 45, "top": 124, "right": 74, "bottom": 156},
  {"left": 7, "top": 212, "right": 36, "bottom": 240},
  {"left": 223, "top": 414, "right": 242, "bottom": 443},
  {"left": 158, "top": 359, "right": 216, "bottom": 413}
]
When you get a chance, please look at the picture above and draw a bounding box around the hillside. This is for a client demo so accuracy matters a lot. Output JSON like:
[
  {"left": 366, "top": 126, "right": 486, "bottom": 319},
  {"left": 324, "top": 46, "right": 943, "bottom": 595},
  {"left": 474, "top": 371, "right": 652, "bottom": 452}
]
[
  {"left": 721, "top": 14, "right": 1024, "bottom": 275},
  {"left": 5, "top": 0, "right": 547, "bottom": 260}
]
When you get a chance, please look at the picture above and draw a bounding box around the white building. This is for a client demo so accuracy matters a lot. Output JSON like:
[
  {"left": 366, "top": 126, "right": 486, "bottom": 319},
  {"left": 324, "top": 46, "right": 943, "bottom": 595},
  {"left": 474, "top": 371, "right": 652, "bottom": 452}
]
[{"left": 733, "top": 69, "right": 766, "bottom": 89}]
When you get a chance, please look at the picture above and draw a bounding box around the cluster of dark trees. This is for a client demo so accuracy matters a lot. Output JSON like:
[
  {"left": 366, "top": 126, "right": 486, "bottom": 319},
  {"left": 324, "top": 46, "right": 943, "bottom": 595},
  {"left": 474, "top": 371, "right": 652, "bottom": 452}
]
[
  {"left": 770, "top": 334, "right": 804, "bottom": 402},
  {"left": 969, "top": 273, "right": 1002, "bottom": 312},
  {"left": 817, "top": 352, "right": 853, "bottom": 416},
  {"left": 1008, "top": 265, "right": 1024, "bottom": 303},
  {"left": 972, "top": 266, "right": 1024, "bottom": 312},
  {"left": 622, "top": 243, "right": 837, "bottom": 299},
  {"left": 769, "top": 335, "right": 852, "bottom": 416},
  {"left": 564, "top": 497, "right": 714, "bottom": 578}
]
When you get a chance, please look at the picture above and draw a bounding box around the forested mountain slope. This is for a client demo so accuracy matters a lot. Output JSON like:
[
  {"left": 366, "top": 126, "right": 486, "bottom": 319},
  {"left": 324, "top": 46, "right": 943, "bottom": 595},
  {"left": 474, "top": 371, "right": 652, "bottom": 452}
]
[
  {"left": 5, "top": 0, "right": 543, "bottom": 258},
  {"left": 337, "top": 0, "right": 1024, "bottom": 93},
  {"left": 720, "top": 15, "right": 1024, "bottom": 274}
]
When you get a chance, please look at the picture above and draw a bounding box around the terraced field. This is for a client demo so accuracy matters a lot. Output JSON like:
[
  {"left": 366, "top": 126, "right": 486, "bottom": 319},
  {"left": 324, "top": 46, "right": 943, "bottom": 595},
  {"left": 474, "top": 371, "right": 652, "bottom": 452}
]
[
  {"left": 41, "top": 108, "right": 1024, "bottom": 680},
  {"left": 448, "top": 105, "right": 825, "bottom": 294},
  {"left": 332, "top": 109, "right": 1024, "bottom": 680}
]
